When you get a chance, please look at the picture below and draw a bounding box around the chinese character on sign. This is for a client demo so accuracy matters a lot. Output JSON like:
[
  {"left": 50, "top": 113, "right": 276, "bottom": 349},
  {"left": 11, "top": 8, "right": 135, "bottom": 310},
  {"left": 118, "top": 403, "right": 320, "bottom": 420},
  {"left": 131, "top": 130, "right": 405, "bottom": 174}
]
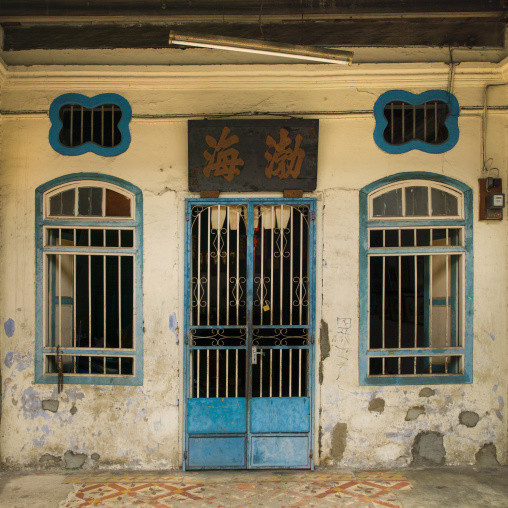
[
  {"left": 264, "top": 128, "right": 306, "bottom": 180},
  {"left": 203, "top": 127, "right": 244, "bottom": 182}
]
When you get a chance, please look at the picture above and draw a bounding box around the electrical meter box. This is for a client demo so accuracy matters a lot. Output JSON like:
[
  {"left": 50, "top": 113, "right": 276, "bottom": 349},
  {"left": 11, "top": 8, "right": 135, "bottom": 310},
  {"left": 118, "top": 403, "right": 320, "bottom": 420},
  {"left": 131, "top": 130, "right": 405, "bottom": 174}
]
[{"left": 479, "top": 178, "right": 505, "bottom": 220}]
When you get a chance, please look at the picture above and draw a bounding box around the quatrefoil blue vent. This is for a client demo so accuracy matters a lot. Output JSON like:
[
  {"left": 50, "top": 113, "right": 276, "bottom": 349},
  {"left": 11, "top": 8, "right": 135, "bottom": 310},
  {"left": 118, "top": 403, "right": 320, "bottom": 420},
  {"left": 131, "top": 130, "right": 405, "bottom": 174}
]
[
  {"left": 49, "top": 93, "right": 132, "bottom": 156},
  {"left": 373, "top": 90, "right": 459, "bottom": 154}
]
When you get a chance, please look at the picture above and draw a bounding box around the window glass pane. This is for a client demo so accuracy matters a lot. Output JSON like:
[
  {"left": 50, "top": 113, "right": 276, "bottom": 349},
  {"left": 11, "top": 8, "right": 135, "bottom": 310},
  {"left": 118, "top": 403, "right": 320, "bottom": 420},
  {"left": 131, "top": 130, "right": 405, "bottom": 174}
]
[
  {"left": 400, "top": 229, "right": 415, "bottom": 247},
  {"left": 90, "top": 230, "right": 104, "bottom": 247},
  {"left": 384, "top": 256, "right": 399, "bottom": 348},
  {"left": 369, "top": 230, "right": 383, "bottom": 248},
  {"left": 431, "top": 188, "right": 458, "bottom": 216},
  {"left": 416, "top": 229, "right": 431, "bottom": 246},
  {"left": 78, "top": 187, "right": 103, "bottom": 216},
  {"left": 106, "top": 189, "right": 131, "bottom": 217},
  {"left": 369, "top": 256, "right": 383, "bottom": 349},
  {"left": 106, "top": 230, "right": 119, "bottom": 247},
  {"left": 384, "top": 229, "right": 399, "bottom": 247},
  {"left": 49, "top": 189, "right": 75, "bottom": 216},
  {"left": 372, "top": 189, "right": 402, "bottom": 217},
  {"left": 405, "top": 186, "right": 428, "bottom": 216},
  {"left": 120, "top": 230, "right": 134, "bottom": 248}
]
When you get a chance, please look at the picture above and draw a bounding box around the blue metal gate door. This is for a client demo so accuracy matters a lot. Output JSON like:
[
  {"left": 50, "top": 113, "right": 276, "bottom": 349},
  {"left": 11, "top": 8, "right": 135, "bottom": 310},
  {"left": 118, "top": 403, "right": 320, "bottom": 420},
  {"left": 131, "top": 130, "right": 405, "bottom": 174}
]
[{"left": 184, "top": 199, "right": 315, "bottom": 470}]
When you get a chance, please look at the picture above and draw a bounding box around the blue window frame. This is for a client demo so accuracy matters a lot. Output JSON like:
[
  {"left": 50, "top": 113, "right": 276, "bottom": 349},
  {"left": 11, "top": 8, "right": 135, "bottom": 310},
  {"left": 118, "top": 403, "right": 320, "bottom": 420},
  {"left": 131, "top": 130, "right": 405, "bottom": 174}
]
[
  {"left": 49, "top": 93, "right": 132, "bottom": 156},
  {"left": 359, "top": 172, "right": 473, "bottom": 385},
  {"left": 373, "top": 90, "right": 459, "bottom": 154},
  {"left": 35, "top": 173, "right": 143, "bottom": 386}
]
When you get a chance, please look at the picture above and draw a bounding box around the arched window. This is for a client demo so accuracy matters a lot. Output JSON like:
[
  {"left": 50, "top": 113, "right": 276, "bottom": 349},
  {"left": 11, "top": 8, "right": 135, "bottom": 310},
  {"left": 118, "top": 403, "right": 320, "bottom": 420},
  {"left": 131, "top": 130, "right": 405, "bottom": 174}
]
[
  {"left": 35, "top": 174, "right": 143, "bottom": 386},
  {"left": 359, "top": 173, "right": 472, "bottom": 385}
]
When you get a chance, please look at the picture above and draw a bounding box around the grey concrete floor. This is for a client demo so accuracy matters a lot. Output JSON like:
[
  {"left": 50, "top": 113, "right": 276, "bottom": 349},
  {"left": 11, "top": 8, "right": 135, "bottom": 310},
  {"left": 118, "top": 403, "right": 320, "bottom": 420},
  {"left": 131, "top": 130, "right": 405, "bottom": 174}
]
[
  {"left": 398, "top": 468, "right": 508, "bottom": 508},
  {"left": 0, "top": 467, "right": 506, "bottom": 507}
]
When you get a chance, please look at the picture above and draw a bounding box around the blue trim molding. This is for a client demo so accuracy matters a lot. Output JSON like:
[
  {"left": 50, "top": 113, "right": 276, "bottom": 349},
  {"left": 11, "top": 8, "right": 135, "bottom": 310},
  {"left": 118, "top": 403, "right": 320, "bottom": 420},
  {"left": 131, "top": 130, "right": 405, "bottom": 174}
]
[
  {"left": 373, "top": 90, "right": 460, "bottom": 154},
  {"left": 359, "top": 172, "right": 473, "bottom": 386},
  {"left": 35, "top": 173, "right": 143, "bottom": 386},
  {"left": 49, "top": 93, "right": 132, "bottom": 156}
]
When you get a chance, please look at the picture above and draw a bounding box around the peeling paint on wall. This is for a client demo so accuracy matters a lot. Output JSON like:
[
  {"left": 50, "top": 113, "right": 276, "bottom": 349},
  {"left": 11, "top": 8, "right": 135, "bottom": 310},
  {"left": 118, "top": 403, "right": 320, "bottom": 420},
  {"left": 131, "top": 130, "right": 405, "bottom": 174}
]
[
  {"left": 3, "top": 318, "right": 15, "bottom": 337},
  {"left": 169, "top": 313, "right": 179, "bottom": 344}
]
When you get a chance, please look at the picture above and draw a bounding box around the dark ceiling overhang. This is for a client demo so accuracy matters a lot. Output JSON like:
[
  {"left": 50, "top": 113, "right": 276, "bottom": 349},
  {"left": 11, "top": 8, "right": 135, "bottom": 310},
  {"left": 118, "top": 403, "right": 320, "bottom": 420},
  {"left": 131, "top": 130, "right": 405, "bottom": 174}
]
[{"left": 1, "top": 1, "right": 507, "bottom": 50}]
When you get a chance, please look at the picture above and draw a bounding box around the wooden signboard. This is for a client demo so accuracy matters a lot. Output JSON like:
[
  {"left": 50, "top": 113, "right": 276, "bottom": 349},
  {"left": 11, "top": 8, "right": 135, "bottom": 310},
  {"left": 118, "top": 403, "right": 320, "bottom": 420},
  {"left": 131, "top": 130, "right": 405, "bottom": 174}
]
[{"left": 188, "top": 119, "right": 319, "bottom": 192}]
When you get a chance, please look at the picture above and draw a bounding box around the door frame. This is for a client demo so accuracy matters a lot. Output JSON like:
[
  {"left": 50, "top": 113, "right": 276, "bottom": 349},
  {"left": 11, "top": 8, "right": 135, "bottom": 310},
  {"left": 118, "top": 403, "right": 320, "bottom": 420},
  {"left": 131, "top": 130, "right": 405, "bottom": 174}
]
[{"left": 183, "top": 197, "right": 317, "bottom": 470}]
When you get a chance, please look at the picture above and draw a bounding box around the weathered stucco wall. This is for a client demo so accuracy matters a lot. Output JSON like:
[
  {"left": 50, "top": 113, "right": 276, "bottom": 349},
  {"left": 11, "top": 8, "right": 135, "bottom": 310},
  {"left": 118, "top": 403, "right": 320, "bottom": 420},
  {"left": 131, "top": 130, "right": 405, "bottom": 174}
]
[{"left": 0, "top": 59, "right": 507, "bottom": 469}]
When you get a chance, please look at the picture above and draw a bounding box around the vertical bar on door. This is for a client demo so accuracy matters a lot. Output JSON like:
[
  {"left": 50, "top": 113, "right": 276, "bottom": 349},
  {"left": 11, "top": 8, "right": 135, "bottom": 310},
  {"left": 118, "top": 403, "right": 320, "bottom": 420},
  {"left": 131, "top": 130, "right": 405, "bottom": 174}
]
[
  {"left": 226, "top": 349, "right": 229, "bottom": 398},
  {"left": 236, "top": 208, "right": 240, "bottom": 325},
  {"left": 289, "top": 349, "right": 292, "bottom": 397},
  {"left": 216, "top": 205, "right": 221, "bottom": 325},
  {"left": 269, "top": 349, "right": 273, "bottom": 397},
  {"left": 216, "top": 348, "right": 219, "bottom": 397},
  {"left": 226, "top": 207, "right": 230, "bottom": 326},
  {"left": 298, "top": 349, "right": 302, "bottom": 396},
  {"left": 279, "top": 205, "right": 284, "bottom": 325},
  {"left": 260, "top": 207, "right": 265, "bottom": 325},
  {"left": 197, "top": 349, "right": 200, "bottom": 398},
  {"left": 299, "top": 211, "right": 304, "bottom": 325},
  {"left": 206, "top": 349, "right": 210, "bottom": 398},
  {"left": 270, "top": 206, "right": 274, "bottom": 325},
  {"left": 207, "top": 208, "right": 211, "bottom": 326},
  {"left": 197, "top": 209, "right": 202, "bottom": 326},
  {"left": 279, "top": 349, "right": 282, "bottom": 397},
  {"left": 290, "top": 207, "right": 294, "bottom": 325},
  {"left": 235, "top": 349, "right": 238, "bottom": 397},
  {"left": 259, "top": 346, "right": 263, "bottom": 397}
]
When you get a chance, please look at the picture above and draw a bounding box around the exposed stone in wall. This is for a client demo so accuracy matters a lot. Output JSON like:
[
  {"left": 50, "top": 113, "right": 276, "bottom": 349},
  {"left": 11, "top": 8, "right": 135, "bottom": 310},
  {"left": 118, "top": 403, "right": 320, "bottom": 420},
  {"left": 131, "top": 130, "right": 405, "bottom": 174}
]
[
  {"left": 419, "top": 388, "right": 435, "bottom": 398},
  {"left": 64, "top": 450, "right": 87, "bottom": 469},
  {"left": 405, "top": 406, "right": 425, "bottom": 421},
  {"left": 459, "top": 411, "right": 480, "bottom": 428},
  {"left": 319, "top": 320, "right": 330, "bottom": 385},
  {"left": 39, "top": 454, "right": 61, "bottom": 464},
  {"left": 475, "top": 443, "right": 499, "bottom": 467},
  {"left": 70, "top": 405, "right": 77, "bottom": 415},
  {"left": 331, "top": 422, "right": 348, "bottom": 463},
  {"left": 91, "top": 453, "right": 101, "bottom": 461},
  {"left": 411, "top": 431, "right": 445, "bottom": 466},
  {"left": 42, "top": 400, "right": 59, "bottom": 413},
  {"left": 368, "top": 398, "right": 385, "bottom": 413}
]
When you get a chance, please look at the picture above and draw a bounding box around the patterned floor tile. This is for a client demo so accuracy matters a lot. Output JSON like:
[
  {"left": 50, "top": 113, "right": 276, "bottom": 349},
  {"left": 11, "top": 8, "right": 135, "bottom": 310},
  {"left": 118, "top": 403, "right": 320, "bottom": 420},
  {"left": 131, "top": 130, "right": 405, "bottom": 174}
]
[{"left": 59, "top": 471, "right": 411, "bottom": 507}]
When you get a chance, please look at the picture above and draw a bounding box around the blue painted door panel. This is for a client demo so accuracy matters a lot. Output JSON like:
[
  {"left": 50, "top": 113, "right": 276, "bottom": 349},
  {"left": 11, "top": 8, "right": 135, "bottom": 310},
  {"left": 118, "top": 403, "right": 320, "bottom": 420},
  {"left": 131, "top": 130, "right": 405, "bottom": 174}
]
[
  {"left": 188, "top": 437, "right": 246, "bottom": 468},
  {"left": 251, "top": 436, "right": 309, "bottom": 467},
  {"left": 250, "top": 397, "right": 310, "bottom": 433},
  {"left": 187, "top": 398, "right": 247, "bottom": 434}
]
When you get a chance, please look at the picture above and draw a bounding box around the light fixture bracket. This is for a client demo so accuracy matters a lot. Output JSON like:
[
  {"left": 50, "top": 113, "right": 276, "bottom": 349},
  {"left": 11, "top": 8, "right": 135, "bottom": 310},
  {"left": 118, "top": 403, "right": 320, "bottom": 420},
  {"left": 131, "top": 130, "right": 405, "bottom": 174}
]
[{"left": 169, "top": 31, "right": 353, "bottom": 65}]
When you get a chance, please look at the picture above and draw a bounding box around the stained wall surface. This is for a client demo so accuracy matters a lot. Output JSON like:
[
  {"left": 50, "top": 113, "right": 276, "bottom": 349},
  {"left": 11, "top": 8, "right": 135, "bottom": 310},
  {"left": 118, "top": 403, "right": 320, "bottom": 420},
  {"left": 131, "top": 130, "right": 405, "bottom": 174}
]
[{"left": 0, "top": 57, "right": 507, "bottom": 469}]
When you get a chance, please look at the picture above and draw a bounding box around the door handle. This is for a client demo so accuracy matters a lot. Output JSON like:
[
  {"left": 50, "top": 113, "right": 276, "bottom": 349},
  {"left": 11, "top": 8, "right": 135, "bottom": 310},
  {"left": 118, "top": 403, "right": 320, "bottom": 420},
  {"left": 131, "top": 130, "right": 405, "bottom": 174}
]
[{"left": 251, "top": 346, "right": 264, "bottom": 364}]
